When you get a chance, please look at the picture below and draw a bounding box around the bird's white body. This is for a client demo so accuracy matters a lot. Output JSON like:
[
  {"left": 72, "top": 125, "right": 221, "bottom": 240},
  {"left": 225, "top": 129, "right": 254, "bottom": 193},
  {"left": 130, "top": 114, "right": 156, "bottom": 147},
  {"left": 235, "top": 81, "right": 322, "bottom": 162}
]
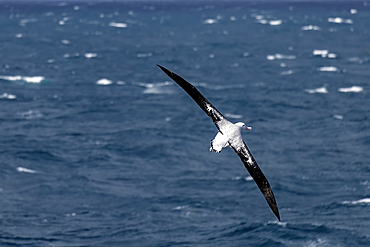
[{"left": 210, "top": 121, "right": 245, "bottom": 153}]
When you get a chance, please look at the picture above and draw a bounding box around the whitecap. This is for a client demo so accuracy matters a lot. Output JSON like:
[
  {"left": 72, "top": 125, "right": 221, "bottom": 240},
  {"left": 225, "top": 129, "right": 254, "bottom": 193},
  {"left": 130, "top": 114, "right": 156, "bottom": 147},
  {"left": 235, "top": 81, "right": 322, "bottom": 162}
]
[
  {"left": 266, "top": 220, "right": 287, "bottom": 227},
  {"left": 280, "top": 70, "right": 293, "bottom": 75},
  {"left": 108, "top": 22, "right": 128, "bottom": 28},
  {"left": 313, "top": 50, "right": 328, "bottom": 57},
  {"left": 342, "top": 198, "right": 370, "bottom": 205},
  {"left": 305, "top": 87, "right": 328, "bottom": 94},
  {"left": 141, "top": 81, "right": 173, "bottom": 94},
  {"left": 15, "top": 33, "right": 23, "bottom": 38},
  {"left": 233, "top": 176, "right": 253, "bottom": 181},
  {"left": 224, "top": 113, "right": 243, "bottom": 119},
  {"left": 269, "top": 20, "right": 282, "bottom": 26},
  {"left": 96, "top": 78, "right": 113, "bottom": 85},
  {"left": 19, "top": 18, "right": 37, "bottom": 26},
  {"left": 350, "top": 9, "right": 357, "bottom": 14},
  {"left": 275, "top": 54, "right": 296, "bottom": 59},
  {"left": 328, "top": 17, "right": 353, "bottom": 24},
  {"left": 258, "top": 19, "right": 268, "bottom": 24},
  {"left": 23, "top": 76, "right": 45, "bottom": 83},
  {"left": 301, "top": 25, "right": 321, "bottom": 31},
  {"left": 0, "top": 75, "right": 22, "bottom": 81},
  {"left": 21, "top": 110, "right": 43, "bottom": 119},
  {"left": 360, "top": 180, "right": 368, "bottom": 185},
  {"left": 0, "top": 75, "right": 45, "bottom": 83},
  {"left": 0, "top": 93, "right": 16, "bottom": 99},
  {"left": 267, "top": 53, "right": 296, "bottom": 60},
  {"left": 172, "top": 205, "right": 188, "bottom": 210},
  {"left": 347, "top": 57, "right": 364, "bottom": 63},
  {"left": 63, "top": 53, "right": 80, "bottom": 59},
  {"left": 313, "top": 50, "right": 337, "bottom": 58},
  {"left": 318, "top": 66, "right": 338, "bottom": 72},
  {"left": 61, "top": 39, "right": 70, "bottom": 44},
  {"left": 338, "top": 86, "right": 363, "bottom": 93},
  {"left": 84, "top": 53, "right": 98, "bottom": 58},
  {"left": 333, "top": 114, "right": 343, "bottom": 120},
  {"left": 203, "top": 19, "right": 218, "bottom": 24},
  {"left": 254, "top": 15, "right": 264, "bottom": 20},
  {"left": 17, "top": 167, "right": 37, "bottom": 173}
]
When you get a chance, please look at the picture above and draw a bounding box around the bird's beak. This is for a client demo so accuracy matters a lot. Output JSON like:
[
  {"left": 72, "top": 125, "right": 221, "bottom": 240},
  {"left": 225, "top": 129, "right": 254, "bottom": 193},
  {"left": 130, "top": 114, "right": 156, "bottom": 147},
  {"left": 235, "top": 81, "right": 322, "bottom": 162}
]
[{"left": 244, "top": 126, "right": 252, "bottom": 130}]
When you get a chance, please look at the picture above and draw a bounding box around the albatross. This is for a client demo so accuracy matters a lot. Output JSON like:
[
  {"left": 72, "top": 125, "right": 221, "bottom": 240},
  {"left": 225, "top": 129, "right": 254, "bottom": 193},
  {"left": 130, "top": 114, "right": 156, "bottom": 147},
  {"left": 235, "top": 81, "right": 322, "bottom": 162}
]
[{"left": 157, "top": 65, "right": 280, "bottom": 221}]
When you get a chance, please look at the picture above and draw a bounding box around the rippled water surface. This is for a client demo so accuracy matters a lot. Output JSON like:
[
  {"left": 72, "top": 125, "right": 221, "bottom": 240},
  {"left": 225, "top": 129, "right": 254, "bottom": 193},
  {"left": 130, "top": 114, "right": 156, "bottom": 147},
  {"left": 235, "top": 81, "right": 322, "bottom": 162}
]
[{"left": 0, "top": 1, "right": 369, "bottom": 246}]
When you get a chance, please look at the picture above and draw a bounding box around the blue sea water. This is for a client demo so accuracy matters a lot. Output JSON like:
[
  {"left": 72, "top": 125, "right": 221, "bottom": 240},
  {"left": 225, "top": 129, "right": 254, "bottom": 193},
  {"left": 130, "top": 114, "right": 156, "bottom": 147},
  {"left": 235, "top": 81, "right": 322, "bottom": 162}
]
[{"left": 0, "top": 1, "right": 370, "bottom": 246}]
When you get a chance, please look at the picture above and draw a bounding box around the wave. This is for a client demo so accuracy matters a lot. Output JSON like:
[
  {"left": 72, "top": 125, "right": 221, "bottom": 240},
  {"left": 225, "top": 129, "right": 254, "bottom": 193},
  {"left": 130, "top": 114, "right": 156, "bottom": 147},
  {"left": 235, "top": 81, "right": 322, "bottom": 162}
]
[
  {"left": 203, "top": 19, "right": 218, "bottom": 24},
  {"left": 19, "top": 110, "right": 44, "bottom": 120},
  {"left": 136, "top": 81, "right": 174, "bottom": 94},
  {"left": 108, "top": 22, "right": 128, "bottom": 28},
  {"left": 301, "top": 25, "right": 321, "bottom": 31},
  {"left": 224, "top": 113, "right": 243, "bottom": 119},
  {"left": 338, "top": 86, "right": 363, "bottom": 93},
  {"left": 16, "top": 167, "right": 37, "bottom": 174},
  {"left": 96, "top": 78, "right": 113, "bottom": 85},
  {"left": 342, "top": 198, "right": 370, "bottom": 205},
  {"left": 267, "top": 53, "right": 296, "bottom": 60},
  {"left": 305, "top": 87, "right": 328, "bottom": 94},
  {"left": 0, "top": 93, "right": 16, "bottom": 99},
  {"left": 0, "top": 75, "right": 45, "bottom": 83},
  {"left": 84, "top": 53, "right": 98, "bottom": 58},
  {"left": 313, "top": 50, "right": 337, "bottom": 58},
  {"left": 318, "top": 66, "right": 338, "bottom": 72},
  {"left": 328, "top": 17, "right": 353, "bottom": 24}
]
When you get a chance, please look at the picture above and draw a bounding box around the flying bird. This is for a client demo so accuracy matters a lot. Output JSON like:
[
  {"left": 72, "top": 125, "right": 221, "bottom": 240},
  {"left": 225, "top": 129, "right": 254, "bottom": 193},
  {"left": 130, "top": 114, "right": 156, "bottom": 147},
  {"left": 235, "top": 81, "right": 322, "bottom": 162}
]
[{"left": 157, "top": 64, "right": 280, "bottom": 221}]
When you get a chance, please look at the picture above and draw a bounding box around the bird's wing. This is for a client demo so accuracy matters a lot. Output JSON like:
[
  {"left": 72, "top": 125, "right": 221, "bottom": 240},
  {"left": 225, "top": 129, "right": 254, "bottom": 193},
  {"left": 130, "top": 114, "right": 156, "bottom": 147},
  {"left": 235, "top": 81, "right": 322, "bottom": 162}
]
[
  {"left": 157, "top": 65, "right": 226, "bottom": 132},
  {"left": 231, "top": 141, "right": 280, "bottom": 221},
  {"left": 158, "top": 64, "right": 280, "bottom": 220}
]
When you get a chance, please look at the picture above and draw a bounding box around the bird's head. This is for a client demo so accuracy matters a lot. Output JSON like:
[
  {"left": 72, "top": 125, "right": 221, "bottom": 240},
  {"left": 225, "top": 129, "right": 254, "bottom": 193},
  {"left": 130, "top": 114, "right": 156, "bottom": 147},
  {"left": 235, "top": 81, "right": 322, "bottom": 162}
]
[{"left": 235, "top": 122, "right": 252, "bottom": 130}]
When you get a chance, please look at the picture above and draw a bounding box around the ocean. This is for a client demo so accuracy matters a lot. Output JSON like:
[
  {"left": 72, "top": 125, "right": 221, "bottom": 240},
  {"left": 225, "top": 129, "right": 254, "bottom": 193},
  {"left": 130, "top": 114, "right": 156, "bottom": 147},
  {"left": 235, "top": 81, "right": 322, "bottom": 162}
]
[{"left": 0, "top": 1, "right": 369, "bottom": 246}]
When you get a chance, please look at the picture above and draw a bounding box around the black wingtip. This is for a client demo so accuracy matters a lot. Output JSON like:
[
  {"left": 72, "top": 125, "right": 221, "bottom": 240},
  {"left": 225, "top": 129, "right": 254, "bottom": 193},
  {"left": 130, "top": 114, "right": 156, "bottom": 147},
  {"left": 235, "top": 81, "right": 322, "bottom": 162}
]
[
  {"left": 157, "top": 64, "right": 176, "bottom": 80},
  {"left": 157, "top": 64, "right": 170, "bottom": 74},
  {"left": 275, "top": 209, "right": 281, "bottom": 222},
  {"left": 263, "top": 187, "right": 281, "bottom": 221}
]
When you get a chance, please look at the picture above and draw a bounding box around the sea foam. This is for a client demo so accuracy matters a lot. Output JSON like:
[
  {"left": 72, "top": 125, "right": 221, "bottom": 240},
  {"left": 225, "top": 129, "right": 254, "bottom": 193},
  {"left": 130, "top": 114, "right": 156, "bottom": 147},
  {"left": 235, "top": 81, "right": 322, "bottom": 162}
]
[
  {"left": 305, "top": 87, "right": 328, "bottom": 94},
  {"left": 0, "top": 93, "right": 16, "bottom": 99},
  {"left": 17, "top": 167, "right": 37, "bottom": 173},
  {"left": 0, "top": 75, "right": 45, "bottom": 83},
  {"left": 342, "top": 198, "right": 370, "bottom": 205},
  {"left": 338, "top": 86, "right": 363, "bottom": 93},
  {"left": 108, "top": 22, "right": 128, "bottom": 28},
  {"left": 96, "top": 78, "right": 113, "bottom": 85}
]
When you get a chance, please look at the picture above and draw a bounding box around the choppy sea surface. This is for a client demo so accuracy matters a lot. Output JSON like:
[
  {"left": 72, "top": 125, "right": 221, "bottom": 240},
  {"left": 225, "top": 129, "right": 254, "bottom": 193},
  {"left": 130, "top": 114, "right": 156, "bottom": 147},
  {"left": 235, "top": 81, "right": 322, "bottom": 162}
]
[{"left": 0, "top": 1, "right": 370, "bottom": 246}]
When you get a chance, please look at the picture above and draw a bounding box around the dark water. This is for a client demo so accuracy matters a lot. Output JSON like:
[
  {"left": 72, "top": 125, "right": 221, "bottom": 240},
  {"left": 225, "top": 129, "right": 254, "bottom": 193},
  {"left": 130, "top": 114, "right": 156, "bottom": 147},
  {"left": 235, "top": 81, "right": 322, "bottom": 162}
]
[{"left": 0, "top": 1, "right": 369, "bottom": 246}]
